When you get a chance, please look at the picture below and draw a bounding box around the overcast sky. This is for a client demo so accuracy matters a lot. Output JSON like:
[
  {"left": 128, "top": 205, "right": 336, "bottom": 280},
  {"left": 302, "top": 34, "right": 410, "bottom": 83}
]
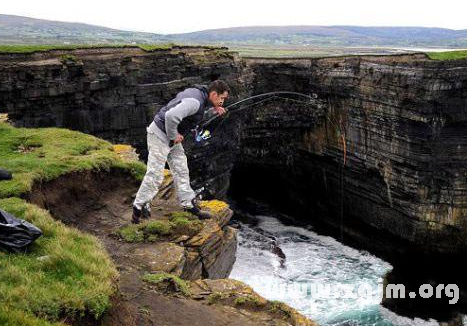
[{"left": 2, "top": 0, "right": 467, "bottom": 34}]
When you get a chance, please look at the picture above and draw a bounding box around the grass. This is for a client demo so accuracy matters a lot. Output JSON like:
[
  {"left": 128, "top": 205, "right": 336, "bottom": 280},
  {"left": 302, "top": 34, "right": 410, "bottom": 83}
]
[
  {"left": 0, "top": 122, "right": 149, "bottom": 324},
  {"left": 0, "top": 43, "right": 230, "bottom": 55},
  {"left": 116, "top": 214, "right": 203, "bottom": 243},
  {"left": 426, "top": 50, "right": 467, "bottom": 61},
  {"left": 207, "top": 292, "right": 230, "bottom": 305},
  {"left": 0, "top": 306, "right": 63, "bottom": 326},
  {"left": 0, "top": 122, "right": 145, "bottom": 198},
  {"left": 0, "top": 197, "right": 118, "bottom": 324},
  {"left": 142, "top": 272, "right": 191, "bottom": 297},
  {"left": 233, "top": 295, "right": 265, "bottom": 307},
  {"left": 269, "top": 300, "right": 293, "bottom": 317}
]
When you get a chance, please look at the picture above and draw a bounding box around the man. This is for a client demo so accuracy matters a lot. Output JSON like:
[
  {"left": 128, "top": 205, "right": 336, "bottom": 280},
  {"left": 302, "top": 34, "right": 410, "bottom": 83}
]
[{"left": 132, "top": 80, "right": 230, "bottom": 224}]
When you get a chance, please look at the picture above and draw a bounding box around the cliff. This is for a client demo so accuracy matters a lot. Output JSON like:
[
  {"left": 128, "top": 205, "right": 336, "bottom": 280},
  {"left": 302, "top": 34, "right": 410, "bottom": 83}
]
[
  {"left": 0, "top": 45, "right": 246, "bottom": 153},
  {"left": 2, "top": 46, "right": 467, "bottom": 258},
  {"left": 235, "top": 54, "right": 467, "bottom": 257}
]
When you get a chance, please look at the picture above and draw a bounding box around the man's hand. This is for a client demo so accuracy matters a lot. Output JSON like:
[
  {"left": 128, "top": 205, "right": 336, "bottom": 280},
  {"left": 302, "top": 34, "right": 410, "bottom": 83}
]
[
  {"left": 214, "top": 106, "right": 227, "bottom": 116},
  {"left": 173, "top": 133, "right": 184, "bottom": 144}
]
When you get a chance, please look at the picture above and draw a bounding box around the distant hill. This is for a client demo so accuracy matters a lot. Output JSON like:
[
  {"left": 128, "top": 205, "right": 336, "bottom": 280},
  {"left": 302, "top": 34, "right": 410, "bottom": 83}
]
[
  {"left": 0, "top": 14, "right": 169, "bottom": 44},
  {"left": 1, "top": 14, "right": 467, "bottom": 48},
  {"left": 167, "top": 26, "right": 467, "bottom": 48}
]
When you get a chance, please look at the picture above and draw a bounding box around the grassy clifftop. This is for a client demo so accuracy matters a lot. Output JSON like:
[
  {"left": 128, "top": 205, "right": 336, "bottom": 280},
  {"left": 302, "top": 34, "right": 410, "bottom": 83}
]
[
  {"left": 0, "top": 122, "right": 145, "bottom": 325},
  {"left": 426, "top": 50, "right": 467, "bottom": 60},
  {"left": 0, "top": 122, "right": 145, "bottom": 198},
  {"left": 0, "top": 198, "right": 117, "bottom": 326},
  {"left": 0, "top": 43, "right": 228, "bottom": 54}
]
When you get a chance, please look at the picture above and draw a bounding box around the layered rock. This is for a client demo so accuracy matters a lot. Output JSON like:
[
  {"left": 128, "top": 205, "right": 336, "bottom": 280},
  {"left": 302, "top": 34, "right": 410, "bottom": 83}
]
[
  {"left": 3, "top": 47, "right": 467, "bottom": 256},
  {"left": 0, "top": 46, "right": 246, "bottom": 155},
  {"left": 233, "top": 54, "right": 467, "bottom": 256}
]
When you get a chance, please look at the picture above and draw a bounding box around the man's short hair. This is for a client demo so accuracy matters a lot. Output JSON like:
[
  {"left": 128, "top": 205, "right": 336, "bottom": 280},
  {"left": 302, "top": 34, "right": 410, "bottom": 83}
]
[{"left": 208, "top": 80, "right": 230, "bottom": 94}]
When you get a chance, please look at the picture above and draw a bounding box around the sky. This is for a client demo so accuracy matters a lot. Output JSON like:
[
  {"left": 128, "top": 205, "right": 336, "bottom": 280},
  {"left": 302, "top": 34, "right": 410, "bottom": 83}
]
[{"left": 2, "top": 0, "right": 467, "bottom": 34}]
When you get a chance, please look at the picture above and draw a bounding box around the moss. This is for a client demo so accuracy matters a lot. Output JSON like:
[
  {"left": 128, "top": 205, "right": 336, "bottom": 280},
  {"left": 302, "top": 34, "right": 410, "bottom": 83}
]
[
  {"left": 0, "top": 122, "right": 146, "bottom": 198},
  {"left": 116, "top": 216, "right": 202, "bottom": 243},
  {"left": 142, "top": 272, "right": 190, "bottom": 297},
  {"left": 59, "top": 54, "right": 78, "bottom": 64},
  {"left": 426, "top": 50, "right": 467, "bottom": 61},
  {"left": 116, "top": 225, "right": 145, "bottom": 243},
  {"left": 167, "top": 211, "right": 195, "bottom": 220},
  {"left": 0, "top": 198, "right": 117, "bottom": 323},
  {"left": 233, "top": 295, "right": 265, "bottom": 307},
  {"left": 112, "top": 144, "right": 133, "bottom": 153},
  {"left": 269, "top": 300, "right": 293, "bottom": 318},
  {"left": 207, "top": 292, "right": 230, "bottom": 305},
  {"left": 199, "top": 200, "right": 229, "bottom": 214},
  {"left": 145, "top": 220, "right": 172, "bottom": 236}
]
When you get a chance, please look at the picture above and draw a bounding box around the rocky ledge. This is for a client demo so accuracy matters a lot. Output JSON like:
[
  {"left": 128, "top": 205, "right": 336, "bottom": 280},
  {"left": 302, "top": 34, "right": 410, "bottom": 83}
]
[
  {"left": 33, "top": 167, "right": 317, "bottom": 326},
  {"left": 0, "top": 122, "right": 315, "bottom": 326}
]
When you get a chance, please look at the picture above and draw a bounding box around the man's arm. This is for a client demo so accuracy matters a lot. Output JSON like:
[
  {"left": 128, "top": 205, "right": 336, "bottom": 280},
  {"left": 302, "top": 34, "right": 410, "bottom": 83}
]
[{"left": 165, "top": 98, "right": 200, "bottom": 141}]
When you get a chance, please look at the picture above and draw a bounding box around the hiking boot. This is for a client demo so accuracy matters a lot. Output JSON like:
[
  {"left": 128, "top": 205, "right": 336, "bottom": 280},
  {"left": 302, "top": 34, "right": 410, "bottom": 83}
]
[
  {"left": 132, "top": 205, "right": 142, "bottom": 224},
  {"left": 142, "top": 203, "right": 151, "bottom": 219},
  {"left": 183, "top": 198, "right": 214, "bottom": 220}
]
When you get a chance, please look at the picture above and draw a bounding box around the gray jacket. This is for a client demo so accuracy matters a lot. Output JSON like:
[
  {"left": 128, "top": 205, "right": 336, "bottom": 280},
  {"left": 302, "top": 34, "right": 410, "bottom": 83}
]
[{"left": 153, "top": 85, "right": 214, "bottom": 141}]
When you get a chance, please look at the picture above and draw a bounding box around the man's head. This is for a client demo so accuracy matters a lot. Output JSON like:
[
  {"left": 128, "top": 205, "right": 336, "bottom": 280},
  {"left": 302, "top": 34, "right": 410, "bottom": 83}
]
[{"left": 208, "top": 80, "right": 230, "bottom": 108}]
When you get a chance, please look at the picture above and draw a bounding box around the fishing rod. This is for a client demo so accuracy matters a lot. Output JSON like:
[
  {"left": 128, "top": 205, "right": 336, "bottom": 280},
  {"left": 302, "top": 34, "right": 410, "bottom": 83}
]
[{"left": 191, "top": 91, "right": 314, "bottom": 142}]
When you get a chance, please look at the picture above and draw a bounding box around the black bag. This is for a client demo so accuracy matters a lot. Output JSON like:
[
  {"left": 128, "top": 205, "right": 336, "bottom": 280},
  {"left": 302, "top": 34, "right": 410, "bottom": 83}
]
[
  {"left": 0, "top": 168, "right": 12, "bottom": 181},
  {"left": 0, "top": 208, "right": 43, "bottom": 253}
]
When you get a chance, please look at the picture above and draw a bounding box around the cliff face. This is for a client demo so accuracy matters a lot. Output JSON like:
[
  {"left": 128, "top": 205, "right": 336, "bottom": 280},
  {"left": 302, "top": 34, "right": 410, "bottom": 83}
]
[
  {"left": 234, "top": 54, "right": 467, "bottom": 256},
  {"left": 0, "top": 46, "right": 246, "bottom": 153},
  {"left": 3, "top": 48, "right": 467, "bottom": 256}
]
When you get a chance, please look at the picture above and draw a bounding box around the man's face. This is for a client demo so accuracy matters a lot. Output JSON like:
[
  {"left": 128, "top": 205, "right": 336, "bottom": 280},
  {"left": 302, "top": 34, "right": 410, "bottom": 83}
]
[{"left": 209, "top": 91, "right": 229, "bottom": 108}]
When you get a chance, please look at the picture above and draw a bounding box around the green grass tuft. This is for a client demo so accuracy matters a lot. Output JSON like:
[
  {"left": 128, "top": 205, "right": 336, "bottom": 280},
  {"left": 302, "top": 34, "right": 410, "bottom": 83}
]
[
  {"left": 0, "top": 122, "right": 146, "bottom": 198},
  {"left": 426, "top": 50, "right": 467, "bottom": 61},
  {"left": 207, "top": 291, "right": 230, "bottom": 305},
  {"left": 0, "top": 198, "right": 118, "bottom": 323},
  {"left": 116, "top": 215, "right": 202, "bottom": 243},
  {"left": 234, "top": 295, "right": 264, "bottom": 307},
  {"left": 167, "top": 211, "right": 196, "bottom": 220},
  {"left": 142, "top": 272, "right": 191, "bottom": 296},
  {"left": 269, "top": 300, "right": 293, "bottom": 317}
]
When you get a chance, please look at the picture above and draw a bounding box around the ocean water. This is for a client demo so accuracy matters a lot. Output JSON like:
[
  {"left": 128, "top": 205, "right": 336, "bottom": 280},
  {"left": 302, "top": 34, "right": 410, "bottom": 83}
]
[{"left": 230, "top": 215, "right": 456, "bottom": 326}]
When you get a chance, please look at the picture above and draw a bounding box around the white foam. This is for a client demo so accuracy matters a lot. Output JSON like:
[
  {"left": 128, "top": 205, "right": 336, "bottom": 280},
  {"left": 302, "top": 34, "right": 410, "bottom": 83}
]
[{"left": 230, "top": 214, "right": 439, "bottom": 326}]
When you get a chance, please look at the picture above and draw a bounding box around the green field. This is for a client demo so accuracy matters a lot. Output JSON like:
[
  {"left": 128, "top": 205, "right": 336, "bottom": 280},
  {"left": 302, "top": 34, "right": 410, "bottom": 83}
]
[{"left": 426, "top": 50, "right": 467, "bottom": 60}]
